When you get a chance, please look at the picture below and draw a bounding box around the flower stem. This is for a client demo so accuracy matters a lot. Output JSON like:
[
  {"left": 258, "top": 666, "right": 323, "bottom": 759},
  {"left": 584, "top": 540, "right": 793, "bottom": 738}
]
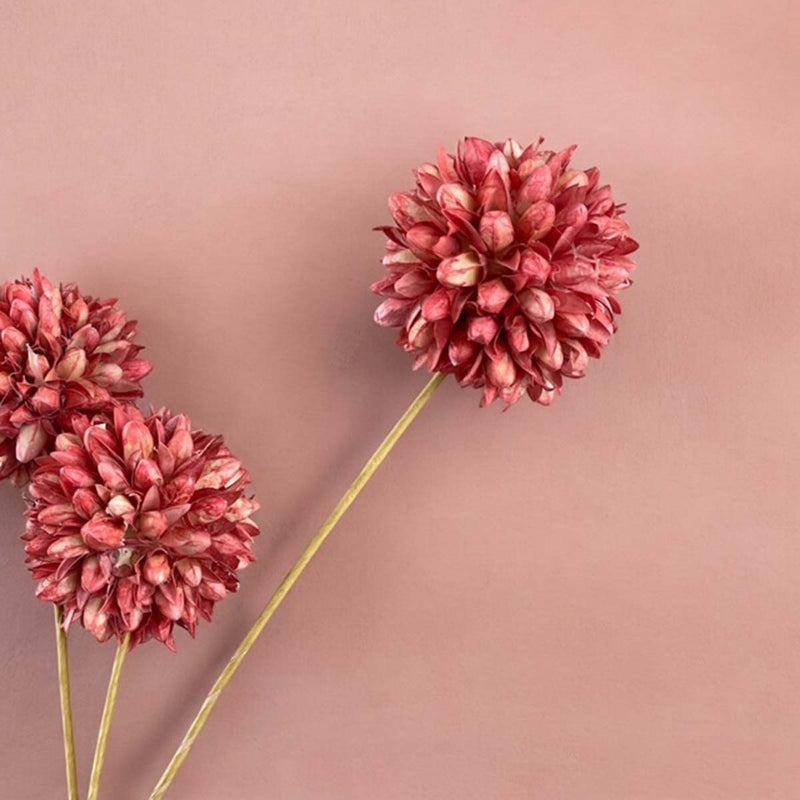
[
  {"left": 148, "top": 372, "right": 446, "bottom": 799},
  {"left": 87, "top": 633, "right": 130, "bottom": 800},
  {"left": 54, "top": 606, "right": 79, "bottom": 800}
]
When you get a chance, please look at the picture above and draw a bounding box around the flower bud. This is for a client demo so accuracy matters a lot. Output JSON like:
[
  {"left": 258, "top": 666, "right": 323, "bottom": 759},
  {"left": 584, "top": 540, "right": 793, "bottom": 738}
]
[
  {"left": 477, "top": 279, "right": 512, "bottom": 314},
  {"left": 436, "top": 252, "right": 483, "bottom": 288},
  {"left": 479, "top": 211, "right": 514, "bottom": 253},
  {"left": 519, "top": 289, "right": 555, "bottom": 323},
  {"left": 143, "top": 552, "right": 171, "bottom": 586}
]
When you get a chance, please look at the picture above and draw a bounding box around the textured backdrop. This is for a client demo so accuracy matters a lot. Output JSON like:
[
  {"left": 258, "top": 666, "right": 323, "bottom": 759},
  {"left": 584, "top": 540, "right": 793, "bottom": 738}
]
[{"left": 1, "top": 1, "right": 798, "bottom": 798}]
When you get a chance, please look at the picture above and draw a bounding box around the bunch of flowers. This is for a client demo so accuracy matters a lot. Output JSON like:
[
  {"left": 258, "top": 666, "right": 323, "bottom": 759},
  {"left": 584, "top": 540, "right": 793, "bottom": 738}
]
[
  {"left": 0, "top": 268, "right": 262, "bottom": 799},
  {"left": 4, "top": 136, "right": 637, "bottom": 800}
]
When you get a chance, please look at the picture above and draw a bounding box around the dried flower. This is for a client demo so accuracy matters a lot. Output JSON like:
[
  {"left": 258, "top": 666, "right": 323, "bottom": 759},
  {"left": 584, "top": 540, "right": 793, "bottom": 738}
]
[
  {"left": 23, "top": 404, "right": 259, "bottom": 650},
  {"left": 372, "top": 137, "right": 639, "bottom": 406},
  {"left": 0, "top": 270, "right": 152, "bottom": 483}
]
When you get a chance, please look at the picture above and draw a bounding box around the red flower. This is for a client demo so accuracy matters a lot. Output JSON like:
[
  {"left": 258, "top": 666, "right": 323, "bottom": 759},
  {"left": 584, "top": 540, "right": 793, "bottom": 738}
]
[
  {"left": 23, "top": 404, "right": 259, "bottom": 650},
  {"left": 372, "top": 138, "right": 639, "bottom": 406},
  {"left": 0, "top": 270, "right": 152, "bottom": 483}
]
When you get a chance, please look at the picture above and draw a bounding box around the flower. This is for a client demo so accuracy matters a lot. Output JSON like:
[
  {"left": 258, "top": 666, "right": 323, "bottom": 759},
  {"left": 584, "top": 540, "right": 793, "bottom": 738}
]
[
  {"left": 0, "top": 270, "right": 152, "bottom": 483},
  {"left": 23, "top": 404, "right": 260, "bottom": 650},
  {"left": 372, "top": 137, "right": 639, "bottom": 406}
]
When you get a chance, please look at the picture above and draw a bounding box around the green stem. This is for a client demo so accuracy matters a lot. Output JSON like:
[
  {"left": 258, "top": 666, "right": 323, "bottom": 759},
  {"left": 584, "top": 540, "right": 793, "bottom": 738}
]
[
  {"left": 54, "top": 606, "right": 79, "bottom": 800},
  {"left": 148, "top": 372, "right": 446, "bottom": 799},
  {"left": 86, "top": 633, "right": 130, "bottom": 800}
]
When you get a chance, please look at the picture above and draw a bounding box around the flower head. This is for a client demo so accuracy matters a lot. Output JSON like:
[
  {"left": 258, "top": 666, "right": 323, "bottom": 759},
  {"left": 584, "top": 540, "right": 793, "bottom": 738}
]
[
  {"left": 372, "top": 137, "right": 639, "bottom": 406},
  {"left": 23, "top": 404, "right": 259, "bottom": 650},
  {"left": 0, "top": 270, "right": 152, "bottom": 483}
]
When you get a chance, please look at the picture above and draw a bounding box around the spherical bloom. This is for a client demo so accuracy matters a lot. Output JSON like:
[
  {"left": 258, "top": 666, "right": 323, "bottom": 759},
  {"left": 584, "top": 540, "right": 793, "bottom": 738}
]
[
  {"left": 0, "top": 270, "right": 152, "bottom": 483},
  {"left": 23, "top": 404, "right": 260, "bottom": 650},
  {"left": 372, "top": 137, "right": 639, "bottom": 406}
]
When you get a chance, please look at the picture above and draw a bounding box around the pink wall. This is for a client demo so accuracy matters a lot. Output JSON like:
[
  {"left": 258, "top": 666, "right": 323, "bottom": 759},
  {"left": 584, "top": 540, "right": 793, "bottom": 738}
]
[{"left": 1, "top": 1, "right": 798, "bottom": 798}]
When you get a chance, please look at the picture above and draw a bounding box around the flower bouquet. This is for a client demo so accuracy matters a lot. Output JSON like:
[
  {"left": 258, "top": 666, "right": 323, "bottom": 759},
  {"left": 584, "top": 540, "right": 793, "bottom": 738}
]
[{"left": 3, "top": 136, "right": 637, "bottom": 798}]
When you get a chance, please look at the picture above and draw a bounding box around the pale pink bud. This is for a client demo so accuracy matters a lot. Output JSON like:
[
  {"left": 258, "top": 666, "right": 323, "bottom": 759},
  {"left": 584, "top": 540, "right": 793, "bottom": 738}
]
[
  {"left": 405, "top": 222, "right": 442, "bottom": 255},
  {"left": 37, "top": 503, "right": 79, "bottom": 526},
  {"left": 487, "top": 351, "right": 516, "bottom": 388},
  {"left": 81, "top": 555, "right": 109, "bottom": 592},
  {"left": 190, "top": 495, "right": 228, "bottom": 524},
  {"left": 388, "top": 192, "right": 428, "bottom": 229},
  {"left": 477, "top": 279, "right": 512, "bottom": 314},
  {"left": 60, "top": 465, "right": 95, "bottom": 493},
  {"left": 1, "top": 326, "right": 27, "bottom": 354},
  {"left": 196, "top": 457, "right": 242, "bottom": 491},
  {"left": 81, "top": 516, "right": 125, "bottom": 550},
  {"left": 160, "top": 527, "right": 211, "bottom": 556},
  {"left": 421, "top": 288, "right": 451, "bottom": 322},
  {"left": 143, "top": 552, "right": 171, "bottom": 586},
  {"left": 457, "top": 137, "right": 495, "bottom": 185},
  {"left": 167, "top": 429, "right": 194, "bottom": 464},
  {"left": 518, "top": 249, "right": 551, "bottom": 285},
  {"left": 90, "top": 362, "right": 124, "bottom": 387},
  {"left": 138, "top": 510, "right": 168, "bottom": 540},
  {"left": 224, "top": 496, "right": 259, "bottom": 523},
  {"left": 121, "top": 359, "right": 152, "bottom": 382},
  {"left": 47, "top": 535, "right": 89, "bottom": 559},
  {"left": 155, "top": 583, "right": 185, "bottom": 621},
  {"left": 536, "top": 341, "right": 564, "bottom": 371},
  {"left": 407, "top": 317, "right": 434, "bottom": 350},
  {"left": 176, "top": 558, "right": 202, "bottom": 587},
  {"left": 67, "top": 324, "right": 100, "bottom": 351},
  {"left": 54, "top": 348, "right": 87, "bottom": 381},
  {"left": 83, "top": 597, "right": 112, "bottom": 642},
  {"left": 97, "top": 459, "right": 129, "bottom": 492},
  {"left": 122, "top": 420, "right": 154, "bottom": 462},
  {"left": 133, "top": 458, "right": 163, "bottom": 490},
  {"left": 555, "top": 312, "right": 591, "bottom": 337},
  {"left": 448, "top": 333, "right": 479, "bottom": 366},
  {"left": 561, "top": 340, "right": 589, "bottom": 378},
  {"left": 467, "top": 316, "right": 499, "bottom": 345},
  {"left": 72, "top": 490, "right": 102, "bottom": 522},
  {"left": 374, "top": 297, "right": 414, "bottom": 327},
  {"left": 479, "top": 211, "right": 514, "bottom": 253},
  {"left": 436, "top": 252, "right": 483, "bottom": 288},
  {"left": 36, "top": 571, "right": 78, "bottom": 603},
  {"left": 518, "top": 201, "right": 556, "bottom": 242},
  {"left": 436, "top": 183, "right": 477, "bottom": 212},
  {"left": 519, "top": 289, "right": 555, "bottom": 323},
  {"left": 15, "top": 422, "right": 47, "bottom": 463},
  {"left": 106, "top": 494, "right": 135, "bottom": 517},
  {"left": 199, "top": 579, "right": 227, "bottom": 602},
  {"left": 517, "top": 165, "right": 553, "bottom": 209},
  {"left": 30, "top": 385, "right": 61, "bottom": 415},
  {"left": 394, "top": 269, "right": 434, "bottom": 299}
]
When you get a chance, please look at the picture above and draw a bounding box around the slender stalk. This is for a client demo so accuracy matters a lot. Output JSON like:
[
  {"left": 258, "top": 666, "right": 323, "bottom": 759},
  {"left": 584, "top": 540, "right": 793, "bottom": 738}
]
[
  {"left": 149, "top": 372, "right": 446, "bottom": 799},
  {"left": 87, "top": 633, "right": 130, "bottom": 800},
  {"left": 54, "top": 606, "right": 79, "bottom": 800}
]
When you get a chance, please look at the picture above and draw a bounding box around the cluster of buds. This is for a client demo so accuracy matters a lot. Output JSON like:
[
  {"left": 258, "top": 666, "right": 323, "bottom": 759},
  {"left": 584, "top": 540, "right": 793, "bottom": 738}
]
[
  {"left": 372, "top": 137, "right": 638, "bottom": 406},
  {"left": 23, "top": 405, "right": 259, "bottom": 650},
  {"left": 0, "top": 270, "right": 151, "bottom": 483}
]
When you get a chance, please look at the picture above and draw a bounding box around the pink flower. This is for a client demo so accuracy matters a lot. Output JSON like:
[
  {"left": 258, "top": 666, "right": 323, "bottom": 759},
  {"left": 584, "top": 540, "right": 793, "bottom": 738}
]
[
  {"left": 372, "top": 138, "right": 639, "bottom": 406},
  {"left": 23, "top": 404, "right": 259, "bottom": 651},
  {"left": 0, "top": 270, "right": 152, "bottom": 483}
]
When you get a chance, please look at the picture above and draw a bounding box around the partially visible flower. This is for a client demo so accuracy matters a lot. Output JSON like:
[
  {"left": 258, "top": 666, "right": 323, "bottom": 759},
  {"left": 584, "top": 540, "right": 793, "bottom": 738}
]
[
  {"left": 372, "top": 137, "right": 639, "bottom": 406},
  {"left": 23, "top": 404, "right": 260, "bottom": 650},
  {"left": 0, "top": 270, "right": 152, "bottom": 483}
]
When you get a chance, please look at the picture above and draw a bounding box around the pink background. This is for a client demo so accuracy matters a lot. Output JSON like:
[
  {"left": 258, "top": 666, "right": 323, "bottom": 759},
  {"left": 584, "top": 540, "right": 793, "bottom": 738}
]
[{"left": 1, "top": 2, "right": 798, "bottom": 798}]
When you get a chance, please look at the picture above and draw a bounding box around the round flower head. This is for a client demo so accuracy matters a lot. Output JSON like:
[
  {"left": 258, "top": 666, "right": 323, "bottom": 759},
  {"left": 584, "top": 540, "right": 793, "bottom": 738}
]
[
  {"left": 23, "top": 404, "right": 259, "bottom": 650},
  {"left": 372, "top": 137, "right": 639, "bottom": 406},
  {"left": 0, "top": 270, "right": 152, "bottom": 483}
]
